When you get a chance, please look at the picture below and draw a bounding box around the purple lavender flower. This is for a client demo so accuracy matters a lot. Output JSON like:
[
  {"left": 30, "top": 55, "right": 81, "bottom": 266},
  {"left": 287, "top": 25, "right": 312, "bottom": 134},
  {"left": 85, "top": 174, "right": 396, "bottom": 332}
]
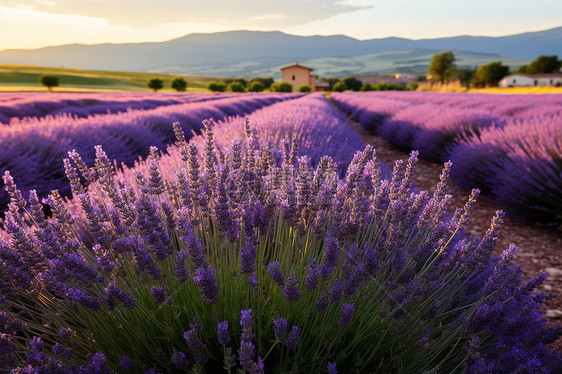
[
  {"left": 339, "top": 303, "right": 354, "bottom": 328},
  {"left": 58, "top": 327, "right": 73, "bottom": 340},
  {"left": 184, "top": 328, "right": 208, "bottom": 365},
  {"left": 331, "top": 277, "right": 343, "bottom": 303},
  {"left": 316, "top": 289, "right": 329, "bottom": 314},
  {"left": 174, "top": 249, "right": 189, "bottom": 284},
  {"left": 320, "top": 237, "right": 339, "bottom": 280},
  {"left": 134, "top": 249, "right": 162, "bottom": 280},
  {"left": 283, "top": 274, "right": 301, "bottom": 302},
  {"left": 171, "top": 348, "right": 188, "bottom": 369},
  {"left": 240, "top": 244, "right": 256, "bottom": 274},
  {"left": 147, "top": 147, "right": 164, "bottom": 195},
  {"left": 85, "top": 352, "right": 111, "bottom": 374},
  {"left": 119, "top": 356, "right": 138, "bottom": 371},
  {"left": 238, "top": 341, "right": 259, "bottom": 373},
  {"left": 52, "top": 343, "right": 72, "bottom": 359},
  {"left": 273, "top": 318, "right": 288, "bottom": 340},
  {"left": 267, "top": 261, "right": 285, "bottom": 287},
  {"left": 305, "top": 258, "right": 320, "bottom": 291},
  {"left": 66, "top": 288, "right": 101, "bottom": 311},
  {"left": 150, "top": 286, "right": 167, "bottom": 304},
  {"left": 104, "top": 280, "right": 135, "bottom": 309},
  {"left": 193, "top": 263, "right": 218, "bottom": 305},
  {"left": 248, "top": 273, "right": 260, "bottom": 291},
  {"left": 327, "top": 362, "right": 337, "bottom": 374},
  {"left": 217, "top": 321, "right": 231, "bottom": 345},
  {"left": 240, "top": 309, "right": 254, "bottom": 342},
  {"left": 285, "top": 326, "right": 301, "bottom": 350}
]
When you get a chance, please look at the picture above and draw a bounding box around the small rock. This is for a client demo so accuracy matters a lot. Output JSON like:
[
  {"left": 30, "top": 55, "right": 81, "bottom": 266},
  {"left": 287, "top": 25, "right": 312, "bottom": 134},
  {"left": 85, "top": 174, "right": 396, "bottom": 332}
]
[
  {"left": 543, "top": 284, "right": 553, "bottom": 292},
  {"left": 546, "top": 268, "right": 562, "bottom": 278},
  {"left": 532, "top": 259, "right": 539, "bottom": 263},
  {"left": 546, "top": 310, "right": 562, "bottom": 319}
]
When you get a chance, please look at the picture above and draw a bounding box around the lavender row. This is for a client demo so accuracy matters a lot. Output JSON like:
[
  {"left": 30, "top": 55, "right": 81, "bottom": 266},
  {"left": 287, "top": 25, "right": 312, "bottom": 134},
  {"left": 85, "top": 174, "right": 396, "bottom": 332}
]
[
  {"left": 0, "top": 93, "right": 300, "bottom": 211},
  {"left": 332, "top": 92, "right": 562, "bottom": 223},
  {"left": 0, "top": 92, "right": 238, "bottom": 124},
  {"left": 1, "top": 118, "right": 559, "bottom": 372}
]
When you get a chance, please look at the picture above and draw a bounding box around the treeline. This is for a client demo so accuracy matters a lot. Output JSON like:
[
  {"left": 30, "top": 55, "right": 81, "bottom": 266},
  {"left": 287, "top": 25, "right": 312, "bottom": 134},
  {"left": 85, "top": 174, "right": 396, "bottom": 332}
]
[{"left": 428, "top": 52, "right": 562, "bottom": 88}]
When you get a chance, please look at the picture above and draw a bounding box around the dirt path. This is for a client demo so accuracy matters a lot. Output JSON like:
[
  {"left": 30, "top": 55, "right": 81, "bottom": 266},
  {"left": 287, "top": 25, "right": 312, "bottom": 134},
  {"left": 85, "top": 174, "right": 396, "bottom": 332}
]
[{"left": 348, "top": 119, "right": 562, "bottom": 350}]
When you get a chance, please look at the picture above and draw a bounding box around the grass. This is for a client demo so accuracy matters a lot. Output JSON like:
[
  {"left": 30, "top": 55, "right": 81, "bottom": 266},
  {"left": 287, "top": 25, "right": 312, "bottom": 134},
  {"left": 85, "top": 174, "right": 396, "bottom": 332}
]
[{"left": 0, "top": 64, "right": 215, "bottom": 92}]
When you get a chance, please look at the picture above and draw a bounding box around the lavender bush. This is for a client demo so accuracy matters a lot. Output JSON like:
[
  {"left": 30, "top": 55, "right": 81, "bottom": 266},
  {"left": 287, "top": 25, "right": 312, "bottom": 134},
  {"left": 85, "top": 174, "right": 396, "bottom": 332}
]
[{"left": 0, "top": 118, "right": 560, "bottom": 373}]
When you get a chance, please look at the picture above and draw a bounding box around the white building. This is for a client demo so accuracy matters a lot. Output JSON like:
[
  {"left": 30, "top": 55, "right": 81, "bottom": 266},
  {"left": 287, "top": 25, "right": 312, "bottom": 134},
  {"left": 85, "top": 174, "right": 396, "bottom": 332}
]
[{"left": 499, "top": 73, "right": 562, "bottom": 87}]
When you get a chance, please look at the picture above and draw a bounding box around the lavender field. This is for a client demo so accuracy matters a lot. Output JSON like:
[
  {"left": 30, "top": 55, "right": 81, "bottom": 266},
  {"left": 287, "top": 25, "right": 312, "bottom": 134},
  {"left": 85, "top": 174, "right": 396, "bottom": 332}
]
[
  {"left": 1, "top": 91, "right": 561, "bottom": 373},
  {"left": 332, "top": 91, "right": 562, "bottom": 224}
]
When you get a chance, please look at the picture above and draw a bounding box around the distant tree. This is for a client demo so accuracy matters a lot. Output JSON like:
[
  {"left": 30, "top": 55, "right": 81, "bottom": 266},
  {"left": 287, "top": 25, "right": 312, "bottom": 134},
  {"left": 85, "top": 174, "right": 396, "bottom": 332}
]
[
  {"left": 332, "top": 81, "right": 347, "bottom": 92},
  {"left": 342, "top": 76, "right": 362, "bottom": 91},
  {"left": 471, "top": 62, "right": 510, "bottom": 87},
  {"left": 455, "top": 67, "right": 477, "bottom": 88},
  {"left": 226, "top": 81, "right": 246, "bottom": 92},
  {"left": 407, "top": 82, "right": 419, "bottom": 91},
  {"left": 170, "top": 77, "right": 188, "bottom": 92},
  {"left": 321, "top": 77, "right": 340, "bottom": 90},
  {"left": 39, "top": 75, "right": 59, "bottom": 91},
  {"left": 416, "top": 75, "right": 428, "bottom": 82},
  {"left": 297, "top": 84, "right": 311, "bottom": 93},
  {"left": 373, "top": 82, "right": 388, "bottom": 91},
  {"left": 526, "top": 55, "right": 562, "bottom": 74},
  {"left": 515, "top": 65, "right": 528, "bottom": 74},
  {"left": 360, "top": 83, "right": 375, "bottom": 91},
  {"left": 147, "top": 78, "right": 164, "bottom": 92},
  {"left": 249, "top": 77, "right": 274, "bottom": 89},
  {"left": 428, "top": 51, "right": 456, "bottom": 84},
  {"left": 207, "top": 81, "right": 226, "bottom": 92},
  {"left": 270, "top": 82, "right": 293, "bottom": 92},
  {"left": 248, "top": 81, "right": 266, "bottom": 92}
]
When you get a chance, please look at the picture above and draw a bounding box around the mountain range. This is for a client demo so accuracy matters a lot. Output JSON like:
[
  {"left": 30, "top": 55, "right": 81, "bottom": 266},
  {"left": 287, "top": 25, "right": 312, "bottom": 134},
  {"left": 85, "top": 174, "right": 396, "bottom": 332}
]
[{"left": 1, "top": 27, "right": 561, "bottom": 78}]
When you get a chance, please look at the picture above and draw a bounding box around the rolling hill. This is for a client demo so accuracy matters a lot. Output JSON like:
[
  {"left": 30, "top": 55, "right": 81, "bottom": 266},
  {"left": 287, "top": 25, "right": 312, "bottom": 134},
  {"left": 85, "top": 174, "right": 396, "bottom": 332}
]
[{"left": 0, "top": 27, "right": 560, "bottom": 78}]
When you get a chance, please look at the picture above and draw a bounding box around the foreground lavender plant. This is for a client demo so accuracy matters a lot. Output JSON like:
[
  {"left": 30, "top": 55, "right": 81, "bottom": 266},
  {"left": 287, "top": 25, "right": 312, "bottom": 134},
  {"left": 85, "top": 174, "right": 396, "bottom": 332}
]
[{"left": 0, "top": 117, "right": 560, "bottom": 373}]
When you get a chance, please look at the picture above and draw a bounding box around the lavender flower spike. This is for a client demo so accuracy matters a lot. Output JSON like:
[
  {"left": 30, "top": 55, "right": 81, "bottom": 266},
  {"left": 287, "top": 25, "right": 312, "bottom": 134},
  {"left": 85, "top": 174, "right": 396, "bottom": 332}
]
[
  {"left": 339, "top": 303, "right": 355, "bottom": 328},
  {"left": 267, "top": 261, "right": 285, "bottom": 287},
  {"left": 217, "top": 321, "right": 231, "bottom": 345}
]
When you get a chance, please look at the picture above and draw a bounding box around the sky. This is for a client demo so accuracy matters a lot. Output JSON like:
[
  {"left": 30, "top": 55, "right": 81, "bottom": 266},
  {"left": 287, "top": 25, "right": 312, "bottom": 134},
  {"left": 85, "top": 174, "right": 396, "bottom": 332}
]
[{"left": 1, "top": 0, "right": 562, "bottom": 50}]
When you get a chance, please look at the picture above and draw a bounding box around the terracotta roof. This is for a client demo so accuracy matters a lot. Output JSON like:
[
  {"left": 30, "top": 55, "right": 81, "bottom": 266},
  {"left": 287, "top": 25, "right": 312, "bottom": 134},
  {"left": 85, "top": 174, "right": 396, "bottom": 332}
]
[{"left": 280, "top": 61, "right": 313, "bottom": 71}]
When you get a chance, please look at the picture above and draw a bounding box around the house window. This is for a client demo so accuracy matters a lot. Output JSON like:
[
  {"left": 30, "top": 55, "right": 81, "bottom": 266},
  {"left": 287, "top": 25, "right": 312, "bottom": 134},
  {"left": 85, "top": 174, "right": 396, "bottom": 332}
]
[
  {"left": 534, "top": 80, "right": 538, "bottom": 86},
  {"left": 292, "top": 75, "right": 295, "bottom": 81},
  {"left": 513, "top": 79, "right": 516, "bottom": 84},
  {"left": 551, "top": 79, "right": 553, "bottom": 85}
]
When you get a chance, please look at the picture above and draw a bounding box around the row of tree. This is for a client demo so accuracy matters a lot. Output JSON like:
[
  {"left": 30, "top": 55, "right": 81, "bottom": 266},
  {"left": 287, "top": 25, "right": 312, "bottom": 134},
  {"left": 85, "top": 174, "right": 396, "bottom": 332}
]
[
  {"left": 428, "top": 52, "right": 562, "bottom": 87},
  {"left": 147, "top": 77, "right": 188, "bottom": 92}
]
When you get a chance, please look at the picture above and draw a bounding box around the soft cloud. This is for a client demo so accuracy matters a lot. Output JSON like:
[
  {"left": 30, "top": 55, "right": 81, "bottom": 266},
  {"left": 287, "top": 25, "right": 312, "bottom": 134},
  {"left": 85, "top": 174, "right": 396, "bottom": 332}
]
[{"left": 1, "top": 0, "right": 368, "bottom": 27}]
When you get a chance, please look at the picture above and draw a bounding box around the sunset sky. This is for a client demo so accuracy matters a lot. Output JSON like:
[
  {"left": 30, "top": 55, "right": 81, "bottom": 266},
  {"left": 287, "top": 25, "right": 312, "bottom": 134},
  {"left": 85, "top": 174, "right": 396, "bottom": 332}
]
[{"left": 1, "top": 0, "right": 561, "bottom": 50}]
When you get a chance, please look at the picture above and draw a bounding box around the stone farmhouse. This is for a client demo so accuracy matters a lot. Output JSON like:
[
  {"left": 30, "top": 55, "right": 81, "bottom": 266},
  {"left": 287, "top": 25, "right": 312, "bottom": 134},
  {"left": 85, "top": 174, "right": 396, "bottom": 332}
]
[{"left": 281, "top": 62, "right": 328, "bottom": 92}]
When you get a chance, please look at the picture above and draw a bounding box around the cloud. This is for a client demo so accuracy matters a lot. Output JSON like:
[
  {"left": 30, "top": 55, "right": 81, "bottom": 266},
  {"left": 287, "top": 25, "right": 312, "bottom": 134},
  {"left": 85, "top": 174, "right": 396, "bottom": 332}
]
[{"left": 1, "top": 0, "right": 369, "bottom": 27}]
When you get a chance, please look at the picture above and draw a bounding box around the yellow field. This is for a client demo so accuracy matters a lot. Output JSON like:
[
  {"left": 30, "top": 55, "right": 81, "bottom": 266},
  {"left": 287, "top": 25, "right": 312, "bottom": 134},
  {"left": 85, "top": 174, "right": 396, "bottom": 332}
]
[{"left": 469, "top": 86, "right": 562, "bottom": 94}]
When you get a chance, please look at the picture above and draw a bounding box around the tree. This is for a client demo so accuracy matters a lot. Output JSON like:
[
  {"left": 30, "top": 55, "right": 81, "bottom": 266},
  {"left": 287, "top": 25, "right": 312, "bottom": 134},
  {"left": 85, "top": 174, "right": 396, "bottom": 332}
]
[
  {"left": 526, "top": 55, "right": 562, "bottom": 74},
  {"left": 207, "top": 81, "right": 226, "bottom": 92},
  {"left": 147, "top": 78, "right": 164, "bottom": 92},
  {"left": 471, "top": 62, "right": 510, "bottom": 87},
  {"left": 332, "top": 81, "right": 346, "bottom": 92},
  {"left": 39, "top": 75, "right": 59, "bottom": 91},
  {"left": 455, "top": 67, "right": 477, "bottom": 88},
  {"left": 248, "top": 81, "right": 266, "bottom": 92},
  {"left": 249, "top": 77, "right": 274, "bottom": 89},
  {"left": 270, "top": 82, "right": 293, "bottom": 92},
  {"left": 342, "top": 76, "right": 362, "bottom": 91},
  {"left": 515, "top": 65, "right": 528, "bottom": 74},
  {"left": 360, "top": 83, "right": 375, "bottom": 91},
  {"left": 226, "top": 81, "right": 246, "bottom": 92},
  {"left": 428, "top": 51, "right": 456, "bottom": 84},
  {"left": 170, "top": 77, "right": 188, "bottom": 92},
  {"left": 321, "top": 77, "right": 340, "bottom": 90},
  {"left": 298, "top": 84, "right": 311, "bottom": 93}
]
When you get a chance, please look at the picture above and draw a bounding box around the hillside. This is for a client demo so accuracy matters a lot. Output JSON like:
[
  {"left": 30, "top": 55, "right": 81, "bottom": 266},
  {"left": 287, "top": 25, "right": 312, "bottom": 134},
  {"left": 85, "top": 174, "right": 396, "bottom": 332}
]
[
  {"left": 0, "top": 64, "right": 214, "bottom": 92},
  {"left": 0, "top": 28, "right": 560, "bottom": 78}
]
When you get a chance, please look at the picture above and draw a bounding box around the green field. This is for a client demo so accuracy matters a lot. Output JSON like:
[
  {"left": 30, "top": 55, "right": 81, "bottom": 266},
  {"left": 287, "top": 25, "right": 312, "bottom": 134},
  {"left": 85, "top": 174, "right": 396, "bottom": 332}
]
[{"left": 0, "top": 64, "right": 215, "bottom": 92}]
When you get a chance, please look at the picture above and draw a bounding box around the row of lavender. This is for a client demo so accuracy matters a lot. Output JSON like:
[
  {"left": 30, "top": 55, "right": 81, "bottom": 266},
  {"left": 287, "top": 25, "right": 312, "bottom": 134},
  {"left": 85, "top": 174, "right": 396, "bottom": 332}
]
[
  {"left": 332, "top": 92, "right": 562, "bottom": 223},
  {"left": 0, "top": 93, "right": 300, "bottom": 211},
  {"left": 1, "top": 91, "right": 560, "bottom": 372},
  {"left": 0, "top": 92, "right": 239, "bottom": 124}
]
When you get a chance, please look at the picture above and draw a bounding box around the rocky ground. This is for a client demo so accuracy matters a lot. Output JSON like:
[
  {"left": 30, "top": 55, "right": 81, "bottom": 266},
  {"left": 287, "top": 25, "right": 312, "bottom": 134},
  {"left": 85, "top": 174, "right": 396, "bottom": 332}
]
[{"left": 349, "top": 120, "right": 562, "bottom": 351}]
